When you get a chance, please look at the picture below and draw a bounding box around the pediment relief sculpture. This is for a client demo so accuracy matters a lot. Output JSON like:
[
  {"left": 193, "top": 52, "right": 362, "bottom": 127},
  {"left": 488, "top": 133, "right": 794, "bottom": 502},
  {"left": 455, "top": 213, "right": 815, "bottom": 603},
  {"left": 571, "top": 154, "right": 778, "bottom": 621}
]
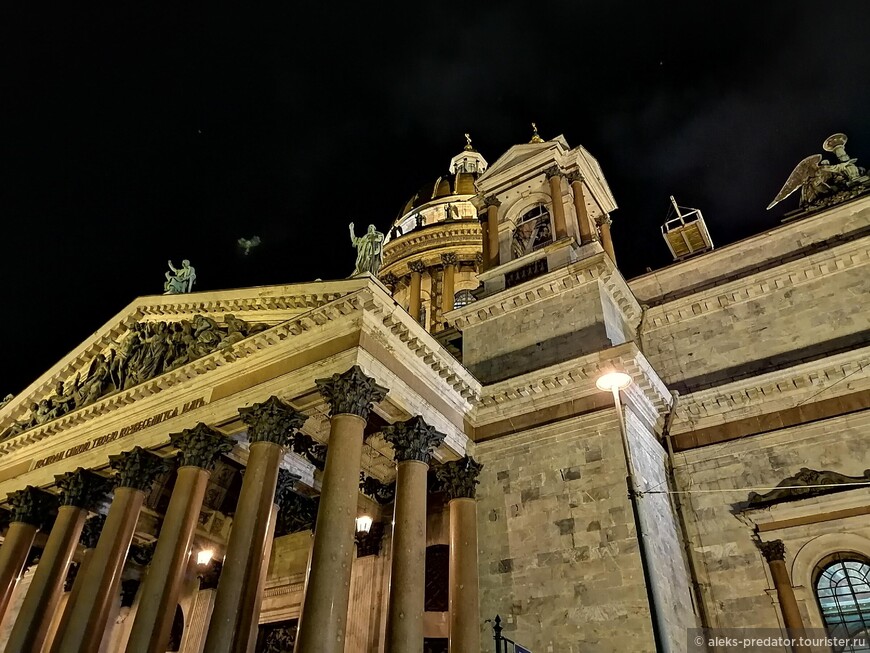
[
  {"left": 736, "top": 467, "right": 870, "bottom": 510},
  {"left": 1, "top": 314, "right": 268, "bottom": 441}
]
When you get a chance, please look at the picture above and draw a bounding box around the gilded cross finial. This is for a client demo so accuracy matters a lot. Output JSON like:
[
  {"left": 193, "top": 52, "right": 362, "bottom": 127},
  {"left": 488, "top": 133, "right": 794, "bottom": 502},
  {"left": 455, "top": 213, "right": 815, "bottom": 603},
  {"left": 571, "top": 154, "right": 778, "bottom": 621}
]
[
  {"left": 464, "top": 133, "right": 473, "bottom": 151},
  {"left": 530, "top": 122, "right": 544, "bottom": 143}
]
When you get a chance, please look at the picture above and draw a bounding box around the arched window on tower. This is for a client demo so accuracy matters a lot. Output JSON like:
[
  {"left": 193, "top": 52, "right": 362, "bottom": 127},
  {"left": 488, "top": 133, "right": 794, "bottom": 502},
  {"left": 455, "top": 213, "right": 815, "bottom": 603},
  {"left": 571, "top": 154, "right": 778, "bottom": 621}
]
[
  {"left": 453, "top": 289, "right": 476, "bottom": 309},
  {"left": 814, "top": 553, "right": 870, "bottom": 651},
  {"left": 512, "top": 204, "right": 553, "bottom": 259}
]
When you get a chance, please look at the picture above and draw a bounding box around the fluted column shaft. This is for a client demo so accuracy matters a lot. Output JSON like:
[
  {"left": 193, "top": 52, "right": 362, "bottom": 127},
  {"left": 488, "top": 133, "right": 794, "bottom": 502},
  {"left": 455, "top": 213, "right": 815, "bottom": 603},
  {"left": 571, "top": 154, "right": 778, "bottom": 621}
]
[
  {"left": 205, "top": 397, "right": 305, "bottom": 653},
  {"left": 5, "top": 506, "right": 83, "bottom": 653},
  {"left": 385, "top": 460, "right": 428, "bottom": 653},
  {"left": 51, "top": 447, "right": 169, "bottom": 653},
  {"left": 448, "top": 498, "right": 479, "bottom": 652},
  {"left": 759, "top": 540, "right": 809, "bottom": 653},
  {"left": 296, "top": 366, "right": 387, "bottom": 653},
  {"left": 0, "top": 523, "right": 38, "bottom": 622},
  {"left": 547, "top": 173, "right": 568, "bottom": 240},
  {"left": 569, "top": 178, "right": 595, "bottom": 245},
  {"left": 485, "top": 201, "right": 499, "bottom": 269}
]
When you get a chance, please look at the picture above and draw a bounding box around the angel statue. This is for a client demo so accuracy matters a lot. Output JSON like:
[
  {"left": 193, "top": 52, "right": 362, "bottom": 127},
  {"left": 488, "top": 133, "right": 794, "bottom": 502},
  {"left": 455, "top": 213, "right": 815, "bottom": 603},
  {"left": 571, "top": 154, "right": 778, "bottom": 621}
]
[
  {"left": 349, "top": 222, "right": 385, "bottom": 276},
  {"left": 164, "top": 259, "right": 197, "bottom": 294},
  {"left": 768, "top": 133, "right": 869, "bottom": 211}
]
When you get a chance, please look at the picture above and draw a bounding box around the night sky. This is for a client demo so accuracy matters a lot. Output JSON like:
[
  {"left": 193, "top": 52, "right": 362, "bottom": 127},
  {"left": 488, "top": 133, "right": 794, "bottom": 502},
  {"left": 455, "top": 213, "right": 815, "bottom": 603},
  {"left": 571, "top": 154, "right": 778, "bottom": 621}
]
[{"left": 2, "top": 2, "right": 869, "bottom": 395}]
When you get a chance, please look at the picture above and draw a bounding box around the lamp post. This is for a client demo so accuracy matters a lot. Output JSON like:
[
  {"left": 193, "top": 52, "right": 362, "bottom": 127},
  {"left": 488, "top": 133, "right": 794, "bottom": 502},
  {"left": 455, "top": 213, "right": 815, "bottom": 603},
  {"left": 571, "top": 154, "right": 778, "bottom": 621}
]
[{"left": 596, "top": 370, "right": 665, "bottom": 653}]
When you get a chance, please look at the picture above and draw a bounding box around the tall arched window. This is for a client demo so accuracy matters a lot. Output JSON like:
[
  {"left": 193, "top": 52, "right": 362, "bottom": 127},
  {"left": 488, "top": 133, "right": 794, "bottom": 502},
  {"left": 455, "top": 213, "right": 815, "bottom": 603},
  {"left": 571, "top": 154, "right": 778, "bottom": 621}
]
[
  {"left": 453, "top": 289, "right": 476, "bottom": 309},
  {"left": 511, "top": 204, "right": 552, "bottom": 259},
  {"left": 815, "top": 554, "right": 870, "bottom": 651}
]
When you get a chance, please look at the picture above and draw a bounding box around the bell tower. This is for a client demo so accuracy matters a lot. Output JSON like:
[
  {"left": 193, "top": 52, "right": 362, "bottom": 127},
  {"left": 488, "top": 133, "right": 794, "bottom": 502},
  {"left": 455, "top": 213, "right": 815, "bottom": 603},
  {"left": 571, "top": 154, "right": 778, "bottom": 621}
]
[
  {"left": 472, "top": 125, "right": 618, "bottom": 297},
  {"left": 453, "top": 127, "right": 638, "bottom": 384}
]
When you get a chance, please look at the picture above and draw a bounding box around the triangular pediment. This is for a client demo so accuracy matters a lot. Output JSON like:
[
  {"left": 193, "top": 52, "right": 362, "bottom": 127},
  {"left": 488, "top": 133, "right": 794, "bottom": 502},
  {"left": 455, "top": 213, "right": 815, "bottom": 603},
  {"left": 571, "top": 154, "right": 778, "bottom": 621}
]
[
  {"left": 477, "top": 136, "right": 570, "bottom": 186},
  {"left": 0, "top": 278, "right": 373, "bottom": 443}
]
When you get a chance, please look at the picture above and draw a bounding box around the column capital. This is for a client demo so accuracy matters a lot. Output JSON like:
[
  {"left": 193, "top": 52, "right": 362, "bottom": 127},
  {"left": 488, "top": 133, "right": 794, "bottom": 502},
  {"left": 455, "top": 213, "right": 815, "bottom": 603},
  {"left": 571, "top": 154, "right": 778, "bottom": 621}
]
[
  {"left": 7, "top": 486, "right": 58, "bottom": 527},
  {"left": 109, "top": 446, "right": 173, "bottom": 491},
  {"left": 596, "top": 214, "right": 613, "bottom": 227},
  {"left": 436, "top": 456, "right": 484, "bottom": 500},
  {"left": 758, "top": 539, "right": 786, "bottom": 563},
  {"left": 441, "top": 253, "right": 458, "bottom": 266},
  {"left": 566, "top": 170, "right": 585, "bottom": 184},
  {"left": 315, "top": 365, "right": 388, "bottom": 420},
  {"left": 544, "top": 165, "right": 563, "bottom": 180},
  {"left": 274, "top": 468, "right": 302, "bottom": 507},
  {"left": 79, "top": 514, "right": 106, "bottom": 548},
  {"left": 239, "top": 396, "right": 307, "bottom": 447},
  {"left": 54, "top": 468, "right": 113, "bottom": 509},
  {"left": 383, "top": 416, "right": 445, "bottom": 464},
  {"left": 381, "top": 272, "right": 398, "bottom": 288},
  {"left": 276, "top": 491, "right": 319, "bottom": 536},
  {"left": 170, "top": 422, "right": 236, "bottom": 470},
  {"left": 483, "top": 195, "right": 501, "bottom": 208},
  {"left": 408, "top": 260, "right": 426, "bottom": 274}
]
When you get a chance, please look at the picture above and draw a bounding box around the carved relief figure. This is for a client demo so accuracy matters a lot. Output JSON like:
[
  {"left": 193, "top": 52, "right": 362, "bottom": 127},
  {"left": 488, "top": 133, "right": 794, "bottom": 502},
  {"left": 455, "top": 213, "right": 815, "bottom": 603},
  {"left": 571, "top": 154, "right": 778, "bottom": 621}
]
[{"left": 0, "top": 313, "right": 268, "bottom": 440}]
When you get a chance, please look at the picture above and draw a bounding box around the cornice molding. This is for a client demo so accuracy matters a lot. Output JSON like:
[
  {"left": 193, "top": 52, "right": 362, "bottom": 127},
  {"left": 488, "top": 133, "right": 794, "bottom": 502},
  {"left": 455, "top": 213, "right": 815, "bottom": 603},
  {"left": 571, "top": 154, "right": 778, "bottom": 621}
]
[
  {"left": 447, "top": 251, "right": 642, "bottom": 330},
  {"left": 470, "top": 341, "right": 671, "bottom": 425},
  {"left": 671, "top": 344, "right": 870, "bottom": 434},
  {"left": 644, "top": 236, "right": 869, "bottom": 328},
  {"left": 381, "top": 221, "right": 482, "bottom": 271}
]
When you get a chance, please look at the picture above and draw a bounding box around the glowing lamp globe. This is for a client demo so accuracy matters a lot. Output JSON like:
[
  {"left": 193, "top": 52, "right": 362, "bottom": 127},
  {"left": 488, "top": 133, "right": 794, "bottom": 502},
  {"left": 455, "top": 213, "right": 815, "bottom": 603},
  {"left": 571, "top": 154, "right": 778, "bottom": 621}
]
[
  {"left": 595, "top": 372, "right": 632, "bottom": 392},
  {"left": 196, "top": 549, "right": 215, "bottom": 566},
  {"left": 355, "top": 515, "right": 373, "bottom": 535}
]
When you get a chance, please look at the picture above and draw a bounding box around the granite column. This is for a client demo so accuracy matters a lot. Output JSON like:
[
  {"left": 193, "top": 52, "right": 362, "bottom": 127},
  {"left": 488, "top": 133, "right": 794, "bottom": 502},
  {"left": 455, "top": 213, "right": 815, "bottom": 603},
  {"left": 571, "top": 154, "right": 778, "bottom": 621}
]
[
  {"left": 759, "top": 540, "right": 810, "bottom": 653},
  {"left": 50, "top": 447, "right": 170, "bottom": 653},
  {"left": 295, "top": 366, "right": 387, "bottom": 653},
  {"left": 204, "top": 397, "right": 306, "bottom": 653},
  {"left": 383, "top": 417, "right": 446, "bottom": 653},
  {"left": 408, "top": 261, "right": 425, "bottom": 325},
  {"left": 545, "top": 168, "right": 568, "bottom": 240},
  {"left": 0, "top": 487, "right": 58, "bottom": 624},
  {"left": 567, "top": 172, "right": 595, "bottom": 245},
  {"left": 125, "top": 424, "right": 235, "bottom": 653},
  {"left": 4, "top": 469, "right": 110, "bottom": 653},
  {"left": 436, "top": 457, "right": 484, "bottom": 653}
]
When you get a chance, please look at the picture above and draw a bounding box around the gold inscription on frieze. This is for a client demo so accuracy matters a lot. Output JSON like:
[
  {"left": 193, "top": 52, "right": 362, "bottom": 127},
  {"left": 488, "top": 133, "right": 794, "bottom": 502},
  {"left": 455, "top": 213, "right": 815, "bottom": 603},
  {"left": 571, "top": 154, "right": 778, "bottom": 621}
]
[{"left": 32, "top": 397, "right": 206, "bottom": 470}]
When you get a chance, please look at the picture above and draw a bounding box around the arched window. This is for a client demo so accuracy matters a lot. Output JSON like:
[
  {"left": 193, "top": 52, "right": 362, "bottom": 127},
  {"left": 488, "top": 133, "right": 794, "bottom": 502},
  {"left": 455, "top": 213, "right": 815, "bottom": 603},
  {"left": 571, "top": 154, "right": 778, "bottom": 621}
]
[
  {"left": 453, "top": 289, "right": 476, "bottom": 309},
  {"left": 512, "top": 204, "right": 552, "bottom": 259},
  {"left": 815, "top": 554, "right": 870, "bottom": 651}
]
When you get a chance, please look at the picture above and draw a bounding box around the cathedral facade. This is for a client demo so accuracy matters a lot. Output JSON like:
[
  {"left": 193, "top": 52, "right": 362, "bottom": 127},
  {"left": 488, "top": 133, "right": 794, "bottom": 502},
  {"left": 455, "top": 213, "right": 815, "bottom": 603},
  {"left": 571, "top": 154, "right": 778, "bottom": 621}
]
[{"left": 0, "top": 130, "right": 868, "bottom": 653}]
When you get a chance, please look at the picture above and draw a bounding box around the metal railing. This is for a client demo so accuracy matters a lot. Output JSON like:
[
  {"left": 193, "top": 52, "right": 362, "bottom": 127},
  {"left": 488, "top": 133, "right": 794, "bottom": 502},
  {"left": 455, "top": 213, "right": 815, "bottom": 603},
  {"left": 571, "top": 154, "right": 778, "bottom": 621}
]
[{"left": 492, "top": 615, "right": 532, "bottom": 653}]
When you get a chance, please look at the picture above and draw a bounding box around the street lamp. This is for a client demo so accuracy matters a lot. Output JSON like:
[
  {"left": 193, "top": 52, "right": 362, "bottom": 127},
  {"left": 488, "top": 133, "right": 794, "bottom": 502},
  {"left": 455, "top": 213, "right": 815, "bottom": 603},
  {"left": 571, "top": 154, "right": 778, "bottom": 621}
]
[{"left": 595, "top": 369, "right": 666, "bottom": 653}]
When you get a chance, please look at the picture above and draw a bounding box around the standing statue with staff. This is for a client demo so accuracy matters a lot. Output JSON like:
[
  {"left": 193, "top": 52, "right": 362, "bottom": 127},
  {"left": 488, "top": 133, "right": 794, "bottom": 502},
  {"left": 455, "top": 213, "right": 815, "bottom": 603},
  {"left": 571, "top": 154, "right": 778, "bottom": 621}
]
[{"left": 348, "top": 222, "right": 385, "bottom": 276}]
